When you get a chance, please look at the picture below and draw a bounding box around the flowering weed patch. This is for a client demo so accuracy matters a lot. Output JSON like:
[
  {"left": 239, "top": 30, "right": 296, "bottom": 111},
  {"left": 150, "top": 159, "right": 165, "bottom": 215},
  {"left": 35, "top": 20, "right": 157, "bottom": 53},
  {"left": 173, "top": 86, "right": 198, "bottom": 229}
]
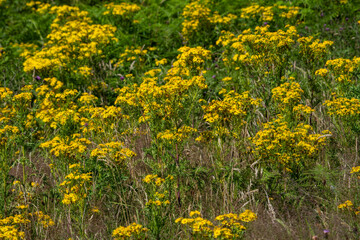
[{"left": 0, "top": 0, "right": 360, "bottom": 239}]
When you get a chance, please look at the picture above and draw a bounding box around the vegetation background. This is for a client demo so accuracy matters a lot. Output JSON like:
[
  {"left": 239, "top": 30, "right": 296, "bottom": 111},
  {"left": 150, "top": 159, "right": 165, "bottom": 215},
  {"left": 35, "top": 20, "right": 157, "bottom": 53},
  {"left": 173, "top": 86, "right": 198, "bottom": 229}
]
[{"left": 0, "top": 0, "right": 360, "bottom": 239}]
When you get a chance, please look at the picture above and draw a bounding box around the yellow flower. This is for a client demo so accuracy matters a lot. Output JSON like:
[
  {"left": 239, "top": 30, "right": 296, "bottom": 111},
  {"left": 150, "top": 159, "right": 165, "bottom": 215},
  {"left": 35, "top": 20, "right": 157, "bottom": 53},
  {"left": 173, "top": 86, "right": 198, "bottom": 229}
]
[
  {"left": 190, "top": 211, "right": 201, "bottom": 217},
  {"left": 222, "top": 77, "right": 232, "bottom": 82},
  {"left": 338, "top": 200, "right": 353, "bottom": 209},
  {"left": 238, "top": 210, "right": 257, "bottom": 222},
  {"left": 272, "top": 82, "right": 303, "bottom": 109},
  {"left": 104, "top": 2, "right": 140, "bottom": 17},
  {"left": 315, "top": 68, "right": 329, "bottom": 77},
  {"left": 324, "top": 95, "right": 360, "bottom": 117},
  {"left": 251, "top": 115, "right": 331, "bottom": 171},
  {"left": 91, "top": 207, "right": 100, "bottom": 213},
  {"left": 351, "top": 166, "right": 360, "bottom": 174},
  {"left": 143, "top": 174, "right": 157, "bottom": 184},
  {"left": 31, "top": 182, "right": 40, "bottom": 187},
  {"left": 112, "top": 223, "right": 148, "bottom": 240},
  {"left": 16, "top": 205, "right": 29, "bottom": 210}
]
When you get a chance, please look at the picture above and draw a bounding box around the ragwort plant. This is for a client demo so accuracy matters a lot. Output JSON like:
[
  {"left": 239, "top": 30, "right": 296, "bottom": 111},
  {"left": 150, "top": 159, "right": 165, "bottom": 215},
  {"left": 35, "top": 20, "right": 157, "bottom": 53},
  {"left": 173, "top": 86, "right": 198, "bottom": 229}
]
[
  {"left": 251, "top": 80, "right": 331, "bottom": 192},
  {"left": 142, "top": 174, "right": 175, "bottom": 239},
  {"left": 175, "top": 209, "right": 257, "bottom": 239}
]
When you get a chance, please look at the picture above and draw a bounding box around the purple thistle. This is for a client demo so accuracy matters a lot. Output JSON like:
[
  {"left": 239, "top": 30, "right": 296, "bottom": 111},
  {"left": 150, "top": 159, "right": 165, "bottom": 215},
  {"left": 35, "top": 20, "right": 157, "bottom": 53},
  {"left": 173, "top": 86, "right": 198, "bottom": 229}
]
[
  {"left": 323, "top": 229, "right": 329, "bottom": 239},
  {"left": 35, "top": 76, "right": 41, "bottom": 81}
]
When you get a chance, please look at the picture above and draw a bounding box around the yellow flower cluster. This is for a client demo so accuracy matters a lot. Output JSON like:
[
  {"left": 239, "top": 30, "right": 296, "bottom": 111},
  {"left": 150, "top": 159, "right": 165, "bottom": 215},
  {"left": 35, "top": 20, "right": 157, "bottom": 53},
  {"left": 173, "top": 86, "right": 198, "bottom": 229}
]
[
  {"left": 60, "top": 164, "right": 92, "bottom": 205},
  {"left": 29, "top": 211, "right": 55, "bottom": 228},
  {"left": 23, "top": 5, "right": 118, "bottom": 73},
  {"left": 325, "top": 57, "right": 360, "bottom": 83},
  {"left": 112, "top": 223, "right": 148, "bottom": 240},
  {"left": 315, "top": 68, "right": 329, "bottom": 77},
  {"left": 78, "top": 92, "right": 98, "bottom": 105},
  {"left": 35, "top": 84, "right": 80, "bottom": 129},
  {"left": 278, "top": 5, "right": 301, "bottom": 19},
  {"left": 0, "top": 214, "right": 29, "bottom": 240},
  {"left": 350, "top": 166, "right": 360, "bottom": 180},
  {"left": 115, "top": 48, "right": 208, "bottom": 123},
  {"left": 81, "top": 105, "right": 126, "bottom": 121},
  {"left": 272, "top": 81, "right": 303, "bottom": 110},
  {"left": 171, "top": 46, "right": 211, "bottom": 73},
  {"left": 144, "top": 69, "right": 162, "bottom": 77},
  {"left": 40, "top": 134, "right": 91, "bottom": 157},
  {"left": 181, "top": 1, "right": 237, "bottom": 40},
  {"left": 0, "top": 108, "right": 14, "bottom": 125},
  {"left": 0, "top": 87, "right": 13, "bottom": 100},
  {"left": 298, "top": 36, "right": 333, "bottom": 63},
  {"left": 164, "top": 73, "right": 207, "bottom": 100},
  {"left": 176, "top": 209, "right": 256, "bottom": 239},
  {"left": 176, "top": 211, "right": 213, "bottom": 237},
  {"left": 252, "top": 80, "right": 329, "bottom": 172},
  {"left": 143, "top": 174, "right": 166, "bottom": 186},
  {"left": 0, "top": 125, "right": 19, "bottom": 146},
  {"left": 326, "top": 58, "right": 354, "bottom": 74},
  {"left": 217, "top": 25, "right": 298, "bottom": 71},
  {"left": 43, "top": 77, "right": 63, "bottom": 91},
  {"left": 90, "top": 141, "right": 136, "bottom": 164},
  {"left": 12, "top": 92, "right": 33, "bottom": 104},
  {"left": 155, "top": 58, "right": 168, "bottom": 66},
  {"left": 202, "top": 89, "right": 261, "bottom": 125},
  {"left": 324, "top": 95, "right": 360, "bottom": 117},
  {"left": 77, "top": 66, "right": 92, "bottom": 77},
  {"left": 351, "top": 166, "right": 360, "bottom": 174},
  {"left": 292, "top": 104, "right": 315, "bottom": 117},
  {"left": 12, "top": 42, "right": 39, "bottom": 59},
  {"left": 0, "top": 209, "right": 55, "bottom": 240},
  {"left": 78, "top": 104, "right": 130, "bottom": 134},
  {"left": 26, "top": 1, "right": 51, "bottom": 13},
  {"left": 143, "top": 174, "right": 173, "bottom": 209},
  {"left": 10, "top": 73, "right": 128, "bottom": 137},
  {"left": 338, "top": 199, "right": 360, "bottom": 215},
  {"left": 241, "top": 5, "right": 273, "bottom": 22},
  {"left": 104, "top": 2, "right": 140, "bottom": 18},
  {"left": 146, "top": 191, "right": 170, "bottom": 207},
  {"left": 269, "top": 79, "right": 315, "bottom": 120},
  {"left": 115, "top": 46, "right": 155, "bottom": 70},
  {"left": 241, "top": 4, "right": 300, "bottom": 22},
  {"left": 338, "top": 200, "right": 353, "bottom": 209},
  {"left": 157, "top": 125, "right": 198, "bottom": 144},
  {"left": 251, "top": 116, "right": 331, "bottom": 172}
]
